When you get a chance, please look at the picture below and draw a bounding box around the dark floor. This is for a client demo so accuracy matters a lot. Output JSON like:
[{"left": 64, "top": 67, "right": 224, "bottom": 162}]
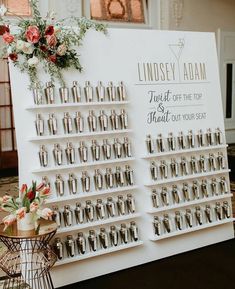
[{"left": 60, "top": 238, "right": 235, "bottom": 289}]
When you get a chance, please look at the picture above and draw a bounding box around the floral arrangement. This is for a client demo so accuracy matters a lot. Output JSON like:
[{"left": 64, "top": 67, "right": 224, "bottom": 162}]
[
  {"left": 0, "top": 181, "right": 52, "bottom": 231},
  {"left": 0, "top": 0, "right": 106, "bottom": 89}
]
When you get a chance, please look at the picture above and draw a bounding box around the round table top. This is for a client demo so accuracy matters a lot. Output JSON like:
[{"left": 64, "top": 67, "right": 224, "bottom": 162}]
[{"left": 0, "top": 219, "right": 57, "bottom": 239}]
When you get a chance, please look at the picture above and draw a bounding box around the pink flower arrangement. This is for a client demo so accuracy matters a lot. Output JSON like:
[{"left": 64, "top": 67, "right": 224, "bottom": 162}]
[
  {"left": 0, "top": 181, "right": 52, "bottom": 231},
  {"left": 0, "top": 0, "right": 106, "bottom": 89}
]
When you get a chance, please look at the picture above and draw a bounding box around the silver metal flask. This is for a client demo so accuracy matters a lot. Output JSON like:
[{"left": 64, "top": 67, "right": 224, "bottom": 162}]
[{"left": 35, "top": 114, "right": 44, "bottom": 136}]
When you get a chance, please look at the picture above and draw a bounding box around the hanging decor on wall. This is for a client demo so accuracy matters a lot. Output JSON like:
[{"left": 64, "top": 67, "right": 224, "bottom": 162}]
[
  {"left": 0, "top": 0, "right": 106, "bottom": 89},
  {"left": 171, "top": 0, "right": 184, "bottom": 27}
]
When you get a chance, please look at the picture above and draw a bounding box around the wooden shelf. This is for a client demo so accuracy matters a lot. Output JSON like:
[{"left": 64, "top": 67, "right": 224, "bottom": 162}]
[
  {"left": 147, "top": 193, "right": 233, "bottom": 214},
  {"left": 32, "top": 157, "right": 135, "bottom": 174},
  {"left": 29, "top": 129, "right": 133, "bottom": 142},
  {"left": 150, "top": 218, "right": 235, "bottom": 241},
  {"left": 142, "top": 144, "right": 227, "bottom": 159},
  {"left": 56, "top": 212, "right": 141, "bottom": 234},
  {"left": 26, "top": 100, "right": 130, "bottom": 111},
  {"left": 145, "top": 169, "right": 230, "bottom": 187},
  {"left": 46, "top": 185, "right": 138, "bottom": 205},
  {"left": 55, "top": 240, "right": 143, "bottom": 267}
]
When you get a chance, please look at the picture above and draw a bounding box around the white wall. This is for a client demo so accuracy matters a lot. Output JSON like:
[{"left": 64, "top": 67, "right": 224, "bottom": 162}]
[{"left": 168, "top": 0, "right": 235, "bottom": 32}]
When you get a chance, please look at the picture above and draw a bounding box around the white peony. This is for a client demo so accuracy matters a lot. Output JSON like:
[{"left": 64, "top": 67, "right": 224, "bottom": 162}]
[
  {"left": 22, "top": 42, "right": 34, "bottom": 55},
  {"left": 0, "top": 4, "right": 7, "bottom": 17},
  {"left": 28, "top": 56, "right": 39, "bottom": 66},
  {"left": 16, "top": 40, "right": 25, "bottom": 51},
  {"left": 16, "top": 40, "right": 34, "bottom": 55}
]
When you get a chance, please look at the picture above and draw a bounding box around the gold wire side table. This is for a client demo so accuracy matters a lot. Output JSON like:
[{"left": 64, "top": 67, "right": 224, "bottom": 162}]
[{"left": 0, "top": 219, "right": 57, "bottom": 289}]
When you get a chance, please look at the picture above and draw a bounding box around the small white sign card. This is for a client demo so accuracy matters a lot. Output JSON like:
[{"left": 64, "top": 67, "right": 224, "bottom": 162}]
[{"left": 9, "top": 29, "right": 234, "bottom": 288}]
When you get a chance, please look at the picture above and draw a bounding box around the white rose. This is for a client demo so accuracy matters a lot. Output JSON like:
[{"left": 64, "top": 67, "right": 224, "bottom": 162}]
[
  {"left": 16, "top": 40, "right": 25, "bottom": 51},
  {"left": 57, "top": 44, "right": 67, "bottom": 56},
  {"left": 28, "top": 56, "right": 39, "bottom": 67},
  {"left": 22, "top": 42, "right": 34, "bottom": 55},
  {"left": 0, "top": 4, "right": 7, "bottom": 17}
]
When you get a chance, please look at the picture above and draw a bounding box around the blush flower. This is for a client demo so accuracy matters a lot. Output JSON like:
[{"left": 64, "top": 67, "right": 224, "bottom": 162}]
[
  {"left": 22, "top": 43, "right": 34, "bottom": 54},
  {"left": 40, "top": 208, "right": 53, "bottom": 220},
  {"left": 2, "top": 32, "right": 14, "bottom": 44},
  {"left": 25, "top": 25, "right": 40, "bottom": 44},
  {"left": 40, "top": 187, "right": 50, "bottom": 197},
  {"left": 30, "top": 201, "right": 39, "bottom": 213},
  {"left": 46, "top": 34, "right": 57, "bottom": 47},
  {"left": 36, "top": 183, "right": 45, "bottom": 191},
  {"left": 3, "top": 214, "right": 16, "bottom": 231},
  {"left": 16, "top": 207, "right": 27, "bottom": 220},
  {"left": 2, "top": 195, "right": 11, "bottom": 203},
  {"left": 57, "top": 44, "right": 67, "bottom": 56}
]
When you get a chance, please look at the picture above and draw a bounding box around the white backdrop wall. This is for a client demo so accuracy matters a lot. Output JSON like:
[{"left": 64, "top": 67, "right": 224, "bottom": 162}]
[{"left": 9, "top": 28, "right": 234, "bottom": 288}]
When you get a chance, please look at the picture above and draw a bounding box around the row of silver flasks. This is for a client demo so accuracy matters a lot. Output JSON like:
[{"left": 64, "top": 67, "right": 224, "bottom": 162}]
[
  {"left": 151, "top": 176, "right": 229, "bottom": 208},
  {"left": 41, "top": 166, "right": 134, "bottom": 196},
  {"left": 51, "top": 194, "right": 135, "bottom": 228},
  {"left": 38, "top": 138, "right": 132, "bottom": 167},
  {"left": 53, "top": 222, "right": 139, "bottom": 259},
  {"left": 153, "top": 201, "right": 231, "bottom": 236},
  {"left": 150, "top": 152, "right": 226, "bottom": 181},
  {"left": 35, "top": 109, "right": 128, "bottom": 136},
  {"left": 33, "top": 81, "right": 127, "bottom": 105},
  {"left": 146, "top": 128, "right": 223, "bottom": 154}
]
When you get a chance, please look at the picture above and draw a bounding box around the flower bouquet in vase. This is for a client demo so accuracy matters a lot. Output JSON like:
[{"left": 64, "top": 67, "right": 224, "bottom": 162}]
[{"left": 0, "top": 181, "right": 53, "bottom": 236}]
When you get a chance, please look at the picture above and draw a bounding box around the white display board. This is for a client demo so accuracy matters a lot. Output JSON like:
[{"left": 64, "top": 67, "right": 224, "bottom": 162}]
[{"left": 9, "top": 29, "right": 234, "bottom": 288}]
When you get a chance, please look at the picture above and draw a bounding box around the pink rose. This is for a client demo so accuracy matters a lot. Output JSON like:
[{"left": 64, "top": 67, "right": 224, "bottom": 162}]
[
  {"left": 2, "top": 32, "right": 14, "bottom": 44},
  {"left": 3, "top": 215, "right": 16, "bottom": 231},
  {"left": 40, "top": 208, "right": 53, "bottom": 220},
  {"left": 30, "top": 202, "right": 39, "bottom": 213},
  {"left": 46, "top": 34, "right": 57, "bottom": 47},
  {"left": 25, "top": 26, "right": 40, "bottom": 44},
  {"left": 16, "top": 207, "right": 27, "bottom": 220}
]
